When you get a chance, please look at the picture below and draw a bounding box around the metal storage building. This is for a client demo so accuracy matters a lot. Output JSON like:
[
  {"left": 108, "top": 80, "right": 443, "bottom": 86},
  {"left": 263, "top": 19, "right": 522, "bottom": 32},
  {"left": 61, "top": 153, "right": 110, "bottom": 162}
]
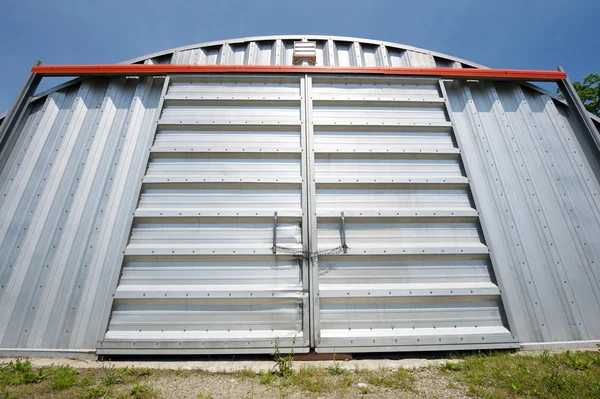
[{"left": 0, "top": 35, "right": 599, "bottom": 357}]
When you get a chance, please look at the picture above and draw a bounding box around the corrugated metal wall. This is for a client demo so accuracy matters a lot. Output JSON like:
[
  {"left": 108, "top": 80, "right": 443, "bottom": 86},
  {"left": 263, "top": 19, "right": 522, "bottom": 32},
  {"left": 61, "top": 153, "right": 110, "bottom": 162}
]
[
  {"left": 165, "top": 37, "right": 467, "bottom": 68},
  {"left": 445, "top": 80, "right": 600, "bottom": 344},
  {"left": 1, "top": 36, "right": 599, "bottom": 352},
  {"left": 0, "top": 76, "right": 164, "bottom": 350}
]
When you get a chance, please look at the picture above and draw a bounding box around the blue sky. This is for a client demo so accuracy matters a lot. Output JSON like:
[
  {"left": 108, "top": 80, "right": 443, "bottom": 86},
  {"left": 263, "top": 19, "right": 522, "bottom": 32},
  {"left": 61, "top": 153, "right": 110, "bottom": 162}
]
[{"left": 0, "top": 0, "right": 598, "bottom": 112}]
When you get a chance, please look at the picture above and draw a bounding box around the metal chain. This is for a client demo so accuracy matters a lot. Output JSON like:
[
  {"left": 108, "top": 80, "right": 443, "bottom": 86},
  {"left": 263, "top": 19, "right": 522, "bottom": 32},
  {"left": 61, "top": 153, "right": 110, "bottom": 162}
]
[
  {"left": 273, "top": 245, "right": 307, "bottom": 257},
  {"left": 272, "top": 245, "right": 346, "bottom": 258},
  {"left": 315, "top": 245, "right": 346, "bottom": 256}
]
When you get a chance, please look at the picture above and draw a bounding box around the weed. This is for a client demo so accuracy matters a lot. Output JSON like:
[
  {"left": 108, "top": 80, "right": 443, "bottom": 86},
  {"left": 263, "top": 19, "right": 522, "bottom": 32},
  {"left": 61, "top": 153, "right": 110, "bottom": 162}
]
[
  {"left": 360, "top": 386, "right": 370, "bottom": 395},
  {"left": 540, "top": 350, "right": 551, "bottom": 363},
  {"left": 273, "top": 337, "right": 295, "bottom": 377},
  {"left": 0, "top": 359, "right": 50, "bottom": 385},
  {"left": 544, "top": 370, "right": 569, "bottom": 392},
  {"left": 50, "top": 364, "right": 78, "bottom": 390},
  {"left": 119, "top": 366, "right": 153, "bottom": 377},
  {"left": 451, "top": 350, "right": 600, "bottom": 398},
  {"left": 236, "top": 367, "right": 256, "bottom": 378},
  {"left": 591, "top": 382, "right": 600, "bottom": 396},
  {"left": 326, "top": 360, "right": 345, "bottom": 375},
  {"left": 259, "top": 371, "right": 276, "bottom": 385},
  {"left": 102, "top": 365, "right": 122, "bottom": 386},
  {"left": 442, "top": 362, "right": 462, "bottom": 371},
  {"left": 289, "top": 366, "right": 327, "bottom": 393},
  {"left": 77, "top": 385, "right": 108, "bottom": 399},
  {"left": 565, "top": 350, "right": 595, "bottom": 370},
  {"left": 197, "top": 392, "right": 213, "bottom": 399},
  {"left": 130, "top": 382, "right": 160, "bottom": 399}
]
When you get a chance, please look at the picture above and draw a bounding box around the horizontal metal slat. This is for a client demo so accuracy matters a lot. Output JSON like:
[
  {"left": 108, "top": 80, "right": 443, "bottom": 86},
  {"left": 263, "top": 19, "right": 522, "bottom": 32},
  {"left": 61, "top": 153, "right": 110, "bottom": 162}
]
[
  {"left": 102, "top": 332, "right": 305, "bottom": 343},
  {"left": 143, "top": 177, "right": 302, "bottom": 184},
  {"left": 157, "top": 120, "right": 302, "bottom": 127},
  {"left": 125, "top": 246, "right": 302, "bottom": 256},
  {"left": 317, "top": 188, "right": 473, "bottom": 212},
  {"left": 314, "top": 148, "right": 460, "bottom": 156},
  {"left": 120, "top": 264, "right": 300, "bottom": 285},
  {"left": 313, "top": 127, "right": 457, "bottom": 153},
  {"left": 164, "top": 94, "right": 301, "bottom": 102},
  {"left": 317, "top": 209, "right": 478, "bottom": 218},
  {"left": 159, "top": 102, "right": 301, "bottom": 125},
  {"left": 315, "top": 177, "right": 468, "bottom": 184},
  {"left": 323, "top": 246, "right": 489, "bottom": 256},
  {"left": 315, "top": 157, "right": 463, "bottom": 179},
  {"left": 319, "top": 282, "right": 500, "bottom": 298},
  {"left": 144, "top": 156, "right": 302, "bottom": 183},
  {"left": 114, "top": 287, "right": 304, "bottom": 300},
  {"left": 317, "top": 326, "right": 515, "bottom": 348},
  {"left": 312, "top": 97, "right": 445, "bottom": 105},
  {"left": 318, "top": 258, "right": 493, "bottom": 285},
  {"left": 151, "top": 148, "right": 302, "bottom": 154},
  {"left": 134, "top": 210, "right": 303, "bottom": 218},
  {"left": 136, "top": 186, "right": 302, "bottom": 216},
  {"left": 152, "top": 126, "right": 301, "bottom": 153},
  {"left": 312, "top": 120, "right": 452, "bottom": 128}
]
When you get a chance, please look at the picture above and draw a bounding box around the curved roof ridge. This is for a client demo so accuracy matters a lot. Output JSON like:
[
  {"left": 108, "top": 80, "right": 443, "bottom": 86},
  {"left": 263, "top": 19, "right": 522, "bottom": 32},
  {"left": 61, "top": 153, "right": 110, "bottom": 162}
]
[{"left": 120, "top": 34, "right": 488, "bottom": 69}]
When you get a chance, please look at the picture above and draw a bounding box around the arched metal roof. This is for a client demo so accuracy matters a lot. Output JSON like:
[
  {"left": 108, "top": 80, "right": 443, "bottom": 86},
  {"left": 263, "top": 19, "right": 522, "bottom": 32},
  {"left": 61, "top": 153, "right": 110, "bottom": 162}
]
[
  {"left": 3, "top": 35, "right": 600, "bottom": 128},
  {"left": 122, "top": 35, "right": 488, "bottom": 69}
]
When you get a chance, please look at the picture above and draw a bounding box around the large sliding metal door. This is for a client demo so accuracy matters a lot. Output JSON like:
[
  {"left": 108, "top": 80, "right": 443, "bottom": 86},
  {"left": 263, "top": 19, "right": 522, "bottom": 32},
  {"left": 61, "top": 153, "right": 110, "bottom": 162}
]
[
  {"left": 305, "top": 75, "right": 518, "bottom": 352},
  {"left": 99, "top": 75, "right": 311, "bottom": 354},
  {"left": 99, "top": 73, "right": 517, "bottom": 354}
]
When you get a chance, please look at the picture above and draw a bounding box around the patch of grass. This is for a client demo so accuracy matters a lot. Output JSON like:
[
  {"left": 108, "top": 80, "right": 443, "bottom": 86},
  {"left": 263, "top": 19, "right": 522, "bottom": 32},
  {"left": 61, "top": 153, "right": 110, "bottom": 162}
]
[
  {"left": 360, "top": 385, "right": 370, "bottom": 395},
  {"left": 362, "top": 367, "right": 415, "bottom": 391},
  {"left": 101, "top": 364, "right": 124, "bottom": 386},
  {"left": 259, "top": 371, "right": 277, "bottom": 385},
  {"left": 130, "top": 382, "right": 160, "bottom": 399},
  {"left": 325, "top": 360, "right": 345, "bottom": 375},
  {"left": 119, "top": 366, "right": 153, "bottom": 377},
  {"left": 235, "top": 367, "right": 256, "bottom": 378},
  {"left": 442, "top": 361, "right": 462, "bottom": 371},
  {"left": 286, "top": 366, "right": 327, "bottom": 393},
  {"left": 449, "top": 349, "right": 600, "bottom": 399},
  {"left": 77, "top": 385, "right": 108, "bottom": 399},
  {"left": 0, "top": 359, "right": 50, "bottom": 386},
  {"left": 50, "top": 364, "right": 78, "bottom": 391},
  {"left": 197, "top": 392, "right": 213, "bottom": 399}
]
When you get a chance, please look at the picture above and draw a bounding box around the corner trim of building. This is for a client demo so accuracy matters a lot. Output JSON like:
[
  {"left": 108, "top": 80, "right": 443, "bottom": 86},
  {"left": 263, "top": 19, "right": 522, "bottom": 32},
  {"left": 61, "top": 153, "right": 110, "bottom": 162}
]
[
  {"left": 520, "top": 340, "right": 600, "bottom": 350},
  {"left": 0, "top": 348, "right": 97, "bottom": 360}
]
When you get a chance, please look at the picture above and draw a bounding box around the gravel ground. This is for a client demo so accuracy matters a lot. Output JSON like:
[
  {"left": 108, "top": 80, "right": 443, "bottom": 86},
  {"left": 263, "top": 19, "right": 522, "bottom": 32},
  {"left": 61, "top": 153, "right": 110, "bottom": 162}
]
[
  {"left": 152, "top": 368, "right": 471, "bottom": 399},
  {"left": 0, "top": 356, "right": 459, "bottom": 372}
]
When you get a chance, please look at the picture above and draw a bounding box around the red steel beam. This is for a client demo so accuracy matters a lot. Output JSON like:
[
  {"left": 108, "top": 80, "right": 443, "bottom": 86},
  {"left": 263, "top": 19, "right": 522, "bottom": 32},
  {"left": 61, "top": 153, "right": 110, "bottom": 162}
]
[{"left": 31, "top": 64, "right": 567, "bottom": 82}]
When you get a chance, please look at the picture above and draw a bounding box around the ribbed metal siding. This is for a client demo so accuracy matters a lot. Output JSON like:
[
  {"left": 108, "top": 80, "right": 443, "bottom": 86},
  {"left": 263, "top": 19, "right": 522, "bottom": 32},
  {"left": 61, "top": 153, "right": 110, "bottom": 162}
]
[
  {"left": 445, "top": 80, "right": 600, "bottom": 343},
  {"left": 0, "top": 76, "right": 163, "bottom": 349},
  {"left": 169, "top": 39, "right": 442, "bottom": 68},
  {"left": 99, "top": 76, "right": 309, "bottom": 354},
  {"left": 306, "top": 76, "right": 516, "bottom": 351}
]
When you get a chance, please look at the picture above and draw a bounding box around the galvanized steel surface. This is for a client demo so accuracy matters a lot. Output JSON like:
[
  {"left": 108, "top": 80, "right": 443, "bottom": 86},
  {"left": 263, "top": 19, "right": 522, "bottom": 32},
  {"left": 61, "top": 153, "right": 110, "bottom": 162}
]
[
  {"left": 305, "top": 76, "right": 514, "bottom": 351},
  {"left": 445, "top": 80, "right": 600, "bottom": 343},
  {"left": 99, "top": 75, "right": 309, "bottom": 353},
  {"left": 0, "top": 76, "right": 163, "bottom": 349},
  {"left": 0, "top": 35, "right": 599, "bottom": 353},
  {"left": 126, "top": 35, "right": 479, "bottom": 68}
]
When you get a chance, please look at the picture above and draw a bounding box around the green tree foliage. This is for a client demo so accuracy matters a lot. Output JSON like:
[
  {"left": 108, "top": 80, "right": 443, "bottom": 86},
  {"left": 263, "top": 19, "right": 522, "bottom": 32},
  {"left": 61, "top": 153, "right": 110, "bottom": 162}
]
[{"left": 558, "top": 73, "right": 600, "bottom": 116}]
